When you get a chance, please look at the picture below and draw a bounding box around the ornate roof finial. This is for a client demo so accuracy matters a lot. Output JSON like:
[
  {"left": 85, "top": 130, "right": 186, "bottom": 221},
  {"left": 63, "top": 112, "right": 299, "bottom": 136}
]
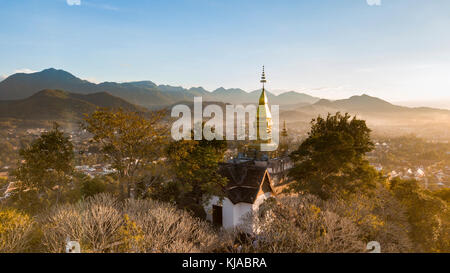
[
  {"left": 260, "top": 65, "right": 266, "bottom": 84},
  {"left": 258, "top": 66, "right": 269, "bottom": 105}
]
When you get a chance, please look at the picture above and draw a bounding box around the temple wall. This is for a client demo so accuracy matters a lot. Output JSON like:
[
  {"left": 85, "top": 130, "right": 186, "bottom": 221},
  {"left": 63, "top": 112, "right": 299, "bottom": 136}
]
[{"left": 205, "top": 192, "right": 272, "bottom": 230}]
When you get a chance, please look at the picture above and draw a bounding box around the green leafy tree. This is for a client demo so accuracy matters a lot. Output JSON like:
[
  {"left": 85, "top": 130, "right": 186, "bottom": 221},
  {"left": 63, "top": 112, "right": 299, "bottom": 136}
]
[
  {"left": 11, "top": 123, "right": 74, "bottom": 212},
  {"left": 166, "top": 135, "right": 228, "bottom": 217},
  {"left": 80, "top": 176, "right": 108, "bottom": 198},
  {"left": 83, "top": 108, "right": 168, "bottom": 199},
  {"left": 288, "top": 112, "right": 378, "bottom": 200}
]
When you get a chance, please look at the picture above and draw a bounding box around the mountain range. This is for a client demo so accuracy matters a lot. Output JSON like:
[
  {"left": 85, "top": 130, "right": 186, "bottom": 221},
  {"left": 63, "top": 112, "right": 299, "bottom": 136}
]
[
  {"left": 0, "top": 68, "right": 448, "bottom": 128},
  {"left": 0, "top": 89, "right": 143, "bottom": 121},
  {"left": 0, "top": 68, "right": 320, "bottom": 108}
]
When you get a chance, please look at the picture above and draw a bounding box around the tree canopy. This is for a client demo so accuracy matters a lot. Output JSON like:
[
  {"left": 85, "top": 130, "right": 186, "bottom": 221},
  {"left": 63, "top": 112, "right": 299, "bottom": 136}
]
[
  {"left": 12, "top": 123, "right": 74, "bottom": 211},
  {"left": 165, "top": 133, "right": 228, "bottom": 216},
  {"left": 83, "top": 108, "right": 168, "bottom": 199},
  {"left": 390, "top": 178, "right": 450, "bottom": 252},
  {"left": 288, "top": 112, "right": 378, "bottom": 200}
]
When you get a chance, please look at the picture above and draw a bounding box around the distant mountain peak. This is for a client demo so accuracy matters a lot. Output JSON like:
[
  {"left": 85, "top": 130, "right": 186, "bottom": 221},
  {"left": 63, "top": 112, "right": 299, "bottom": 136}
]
[
  {"left": 348, "top": 94, "right": 393, "bottom": 105},
  {"left": 309, "top": 93, "right": 403, "bottom": 113},
  {"left": 125, "top": 81, "right": 157, "bottom": 88},
  {"left": 41, "top": 67, "right": 59, "bottom": 72},
  {"left": 32, "top": 89, "right": 69, "bottom": 98},
  {"left": 39, "top": 68, "right": 78, "bottom": 78},
  {"left": 214, "top": 87, "right": 227, "bottom": 92},
  {"left": 188, "top": 86, "right": 207, "bottom": 91},
  {"left": 313, "top": 98, "right": 333, "bottom": 106},
  {"left": 349, "top": 93, "right": 373, "bottom": 99}
]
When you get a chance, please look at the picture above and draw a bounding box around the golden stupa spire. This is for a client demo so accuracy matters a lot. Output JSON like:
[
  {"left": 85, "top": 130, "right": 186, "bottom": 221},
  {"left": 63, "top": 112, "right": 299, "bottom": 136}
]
[
  {"left": 256, "top": 65, "right": 272, "bottom": 142},
  {"left": 259, "top": 65, "right": 269, "bottom": 105}
]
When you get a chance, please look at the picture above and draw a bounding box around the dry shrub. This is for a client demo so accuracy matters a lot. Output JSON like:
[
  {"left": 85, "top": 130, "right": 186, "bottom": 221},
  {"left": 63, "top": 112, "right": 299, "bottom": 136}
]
[
  {"left": 0, "top": 208, "right": 34, "bottom": 252},
  {"left": 219, "top": 194, "right": 365, "bottom": 253},
  {"left": 122, "top": 199, "right": 218, "bottom": 253},
  {"left": 38, "top": 194, "right": 217, "bottom": 253},
  {"left": 326, "top": 187, "right": 414, "bottom": 253},
  {"left": 39, "top": 193, "right": 123, "bottom": 253},
  {"left": 227, "top": 188, "right": 414, "bottom": 253}
]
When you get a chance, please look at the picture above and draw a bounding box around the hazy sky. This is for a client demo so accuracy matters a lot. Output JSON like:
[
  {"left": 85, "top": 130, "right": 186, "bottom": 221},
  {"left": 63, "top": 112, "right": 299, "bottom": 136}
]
[{"left": 1, "top": 0, "right": 449, "bottom": 106}]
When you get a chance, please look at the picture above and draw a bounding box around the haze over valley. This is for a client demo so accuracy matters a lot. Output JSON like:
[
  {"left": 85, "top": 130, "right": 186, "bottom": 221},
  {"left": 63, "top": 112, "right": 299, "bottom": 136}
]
[{"left": 0, "top": 68, "right": 448, "bottom": 141}]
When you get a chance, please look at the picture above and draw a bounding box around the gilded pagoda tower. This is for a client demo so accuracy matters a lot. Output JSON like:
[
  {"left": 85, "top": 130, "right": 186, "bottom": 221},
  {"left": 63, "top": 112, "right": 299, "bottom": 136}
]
[
  {"left": 256, "top": 66, "right": 273, "bottom": 143},
  {"left": 248, "top": 66, "right": 278, "bottom": 159}
]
